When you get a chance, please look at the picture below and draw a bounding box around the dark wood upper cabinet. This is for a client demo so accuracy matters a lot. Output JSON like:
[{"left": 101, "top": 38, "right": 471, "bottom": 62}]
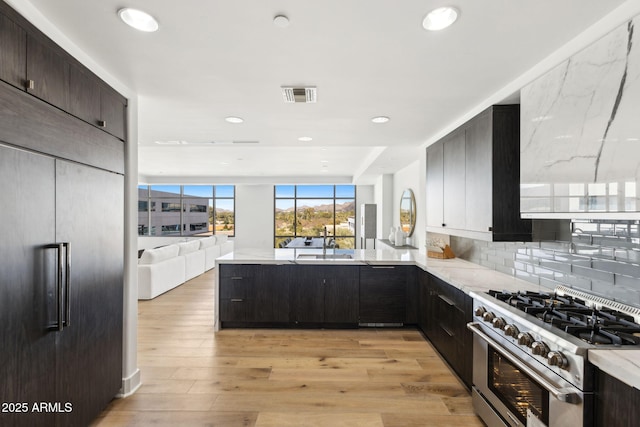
[
  {"left": 0, "top": 13, "right": 26, "bottom": 89},
  {"left": 69, "top": 64, "right": 101, "bottom": 126},
  {"left": 69, "top": 65, "right": 127, "bottom": 140},
  {"left": 26, "top": 34, "right": 69, "bottom": 112},
  {"left": 426, "top": 105, "right": 532, "bottom": 241},
  {"left": 1, "top": 3, "right": 127, "bottom": 141},
  {"left": 100, "top": 85, "right": 127, "bottom": 140}
]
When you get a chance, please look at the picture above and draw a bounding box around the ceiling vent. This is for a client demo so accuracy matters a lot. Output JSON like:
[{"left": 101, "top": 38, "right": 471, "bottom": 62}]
[{"left": 281, "top": 86, "right": 317, "bottom": 103}]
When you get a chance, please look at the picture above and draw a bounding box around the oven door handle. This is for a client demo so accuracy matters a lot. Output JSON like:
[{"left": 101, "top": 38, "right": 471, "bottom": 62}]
[{"left": 467, "top": 322, "right": 581, "bottom": 404}]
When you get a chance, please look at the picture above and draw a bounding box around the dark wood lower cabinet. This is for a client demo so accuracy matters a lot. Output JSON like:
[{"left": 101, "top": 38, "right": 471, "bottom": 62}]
[
  {"left": 358, "top": 265, "right": 418, "bottom": 325},
  {"left": 419, "top": 271, "right": 473, "bottom": 389},
  {"left": 291, "top": 265, "right": 359, "bottom": 326},
  {"left": 219, "top": 264, "right": 359, "bottom": 327},
  {"left": 218, "top": 264, "right": 295, "bottom": 327},
  {"left": 595, "top": 369, "right": 640, "bottom": 427}
]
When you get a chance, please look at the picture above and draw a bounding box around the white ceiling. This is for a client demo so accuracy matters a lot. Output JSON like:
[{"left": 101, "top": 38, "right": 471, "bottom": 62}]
[{"left": 15, "top": 0, "right": 631, "bottom": 184}]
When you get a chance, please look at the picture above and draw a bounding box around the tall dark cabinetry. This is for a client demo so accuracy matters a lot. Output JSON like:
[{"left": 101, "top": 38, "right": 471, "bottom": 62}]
[{"left": 0, "top": 3, "right": 125, "bottom": 425}]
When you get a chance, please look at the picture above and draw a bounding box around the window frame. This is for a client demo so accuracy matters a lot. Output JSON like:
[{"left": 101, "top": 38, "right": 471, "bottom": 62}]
[
  {"left": 274, "top": 185, "right": 356, "bottom": 249},
  {"left": 137, "top": 185, "right": 235, "bottom": 237}
]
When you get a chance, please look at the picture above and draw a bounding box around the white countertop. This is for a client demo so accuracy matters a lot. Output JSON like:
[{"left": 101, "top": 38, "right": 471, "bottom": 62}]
[{"left": 589, "top": 350, "right": 640, "bottom": 389}]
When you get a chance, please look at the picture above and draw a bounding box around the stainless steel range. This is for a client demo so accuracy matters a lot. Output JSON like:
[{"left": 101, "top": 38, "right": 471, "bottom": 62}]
[{"left": 467, "top": 285, "right": 640, "bottom": 427}]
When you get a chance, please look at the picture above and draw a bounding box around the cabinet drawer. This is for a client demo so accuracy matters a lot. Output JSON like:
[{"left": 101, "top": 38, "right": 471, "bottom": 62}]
[
  {"left": 219, "top": 264, "right": 256, "bottom": 279},
  {"left": 219, "top": 299, "right": 249, "bottom": 322},
  {"left": 219, "top": 278, "right": 249, "bottom": 299}
]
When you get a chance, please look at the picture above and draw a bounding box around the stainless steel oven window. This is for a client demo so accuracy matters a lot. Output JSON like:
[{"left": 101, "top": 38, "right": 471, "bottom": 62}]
[{"left": 488, "top": 345, "right": 550, "bottom": 425}]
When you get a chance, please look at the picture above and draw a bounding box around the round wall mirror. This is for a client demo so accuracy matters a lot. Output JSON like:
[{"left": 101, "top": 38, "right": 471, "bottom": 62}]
[{"left": 400, "top": 188, "right": 416, "bottom": 237}]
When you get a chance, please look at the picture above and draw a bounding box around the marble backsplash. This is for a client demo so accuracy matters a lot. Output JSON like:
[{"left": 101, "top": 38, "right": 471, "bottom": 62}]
[{"left": 450, "top": 220, "right": 640, "bottom": 307}]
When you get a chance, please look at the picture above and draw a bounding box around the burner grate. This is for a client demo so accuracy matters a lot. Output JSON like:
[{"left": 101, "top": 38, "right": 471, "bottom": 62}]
[{"left": 556, "top": 286, "right": 640, "bottom": 324}]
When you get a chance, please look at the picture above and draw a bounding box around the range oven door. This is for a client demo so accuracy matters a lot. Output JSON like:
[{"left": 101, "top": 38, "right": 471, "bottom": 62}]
[{"left": 468, "top": 322, "right": 591, "bottom": 427}]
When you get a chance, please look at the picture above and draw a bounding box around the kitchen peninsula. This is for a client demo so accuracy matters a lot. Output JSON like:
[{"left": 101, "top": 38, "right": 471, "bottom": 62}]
[{"left": 215, "top": 247, "right": 547, "bottom": 388}]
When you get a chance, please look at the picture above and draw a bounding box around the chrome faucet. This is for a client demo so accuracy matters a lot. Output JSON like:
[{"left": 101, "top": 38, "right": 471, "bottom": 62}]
[{"left": 322, "top": 226, "right": 327, "bottom": 257}]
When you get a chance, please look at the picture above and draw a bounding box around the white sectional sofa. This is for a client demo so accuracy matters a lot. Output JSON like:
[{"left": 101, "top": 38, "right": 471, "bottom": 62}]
[{"left": 138, "top": 235, "right": 233, "bottom": 299}]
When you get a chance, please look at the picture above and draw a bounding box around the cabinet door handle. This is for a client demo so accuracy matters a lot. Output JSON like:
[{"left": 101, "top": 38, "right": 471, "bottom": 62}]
[
  {"left": 438, "top": 294, "right": 455, "bottom": 306},
  {"left": 440, "top": 324, "right": 455, "bottom": 337},
  {"left": 371, "top": 266, "right": 395, "bottom": 269},
  {"left": 231, "top": 276, "right": 243, "bottom": 280},
  {"left": 230, "top": 299, "right": 243, "bottom": 302},
  {"left": 97, "top": 120, "right": 107, "bottom": 128},
  {"left": 442, "top": 223, "right": 446, "bottom": 227},
  {"left": 25, "top": 79, "right": 35, "bottom": 90}
]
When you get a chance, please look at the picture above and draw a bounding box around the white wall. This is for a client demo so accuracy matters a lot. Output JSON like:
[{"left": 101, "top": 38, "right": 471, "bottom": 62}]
[
  {"left": 393, "top": 158, "right": 425, "bottom": 250},
  {"left": 234, "top": 185, "right": 275, "bottom": 250}
]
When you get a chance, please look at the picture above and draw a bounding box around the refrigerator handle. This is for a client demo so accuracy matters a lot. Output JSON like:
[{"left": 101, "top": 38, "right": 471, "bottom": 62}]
[
  {"left": 46, "top": 243, "right": 65, "bottom": 331},
  {"left": 63, "top": 242, "right": 70, "bottom": 328}
]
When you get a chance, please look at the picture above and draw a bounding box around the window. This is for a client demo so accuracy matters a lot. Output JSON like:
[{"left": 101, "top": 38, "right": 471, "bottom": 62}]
[
  {"left": 138, "top": 185, "right": 235, "bottom": 237},
  {"left": 274, "top": 185, "right": 356, "bottom": 249}
]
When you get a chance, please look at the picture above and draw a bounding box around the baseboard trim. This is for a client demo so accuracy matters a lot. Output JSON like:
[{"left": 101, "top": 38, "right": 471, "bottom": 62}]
[{"left": 117, "top": 368, "right": 142, "bottom": 398}]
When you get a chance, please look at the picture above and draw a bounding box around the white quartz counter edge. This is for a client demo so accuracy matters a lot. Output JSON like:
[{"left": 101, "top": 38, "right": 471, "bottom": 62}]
[{"left": 588, "top": 350, "right": 640, "bottom": 389}]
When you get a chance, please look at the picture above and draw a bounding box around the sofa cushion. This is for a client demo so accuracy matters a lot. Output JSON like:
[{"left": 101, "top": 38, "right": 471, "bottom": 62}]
[
  {"left": 177, "top": 240, "right": 201, "bottom": 255},
  {"left": 199, "top": 236, "right": 218, "bottom": 249},
  {"left": 138, "top": 244, "right": 180, "bottom": 265},
  {"left": 216, "top": 234, "right": 228, "bottom": 244}
]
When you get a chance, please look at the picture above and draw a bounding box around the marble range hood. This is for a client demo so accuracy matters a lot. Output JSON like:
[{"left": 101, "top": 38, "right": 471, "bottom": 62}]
[{"left": 520, "top": 14, "right": 640, "bottom": 219}]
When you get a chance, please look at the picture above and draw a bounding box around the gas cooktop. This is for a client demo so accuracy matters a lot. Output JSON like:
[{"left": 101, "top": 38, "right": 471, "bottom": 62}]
[{"left": 487, "top": 290, "right": 640, "bottom": 347}]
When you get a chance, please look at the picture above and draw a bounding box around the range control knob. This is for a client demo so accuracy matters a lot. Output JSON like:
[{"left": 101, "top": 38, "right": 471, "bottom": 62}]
[
  {"left": 517, "top": 332, "right": 534, "bottom": 347},
  {"left": 474, "top": 306, "right": 487, "bottom": 317},
  {"left": 503, "top": 324, "right": 520, "bottom": 338},
  {"left": 482, "top": 311, "right": 496, "bottom": 323},
  {"left": 492, "top": 317, "right": 506, "bottom": 329},
  {"left": 531, "top": 341, "right": 550, "bottom": 357},
  {"left": 547, "top": 351, "right": 569, "bottom": 370}
]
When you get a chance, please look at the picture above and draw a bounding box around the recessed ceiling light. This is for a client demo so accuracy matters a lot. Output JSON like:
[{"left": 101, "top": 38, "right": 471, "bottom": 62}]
[
  {"left": 225, "top": 116, "right": 244, "bottom": 124},
  {"left": 371, "top": 116, "right": 390, "bottom": 124},
  {"left": 422, "top": 7, "right": 459, "bottom": 31},
  {"left": 298, "top": 136, "right": 313, "bottom": 142},
  {"left": 118, "top": 8, "right": 159, "bottom": 32},
  {"left": 273, "top": 15, "right": 290, "bottom": 28}
]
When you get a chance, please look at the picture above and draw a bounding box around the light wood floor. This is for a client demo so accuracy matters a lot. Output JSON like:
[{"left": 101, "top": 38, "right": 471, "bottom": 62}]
[{"left": 92, "top": 269, "right": 484, "bottom": 427}]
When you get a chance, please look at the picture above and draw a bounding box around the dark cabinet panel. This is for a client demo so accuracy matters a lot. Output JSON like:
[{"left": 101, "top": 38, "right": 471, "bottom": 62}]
[
  {"left": 421, "top": 273, "right": 473, "bottom": 389},
  {"left": 0, "top": 145, "right": 57, "bottom": 427},
  {"left": 26, "top": 35, "right": 69, "bottom": 111},
  {"left": 291, "top": 266, "right": 326, "bottom": 323},
  {"left": 595, "top": 369, "right": 640, "bottom": 427},
  {"left": 219, "top": 264, "right": 254, "bottom": 323},
  {"left": 100, "top": 86, "right": 127, "bottom": 140},
  {"left": 426, "top": 141, "right": 444, "bottom": 228},
  {"left": 254, "top": 265, "right": 290, "bottom": 323},
  {"left": 219, "top": 264, "right": 290, "bottom": 325},
  {"left": 0, "top": 13, "right": 26, "bottom": 89},
  {"left": 324, "top": 266, "right": 359, "bottom": 324},
  {"left": 54, "top": 161, "right": 123, "bottom": 427},
  {"left": 426, "top": 105, "right": 531, "bottom": 241},
  {"left": 292, "top": 265, "right": 360, "bottom": 325},
  {"left": 0, "top": 147, "right": 124, "bottom": 427},
  {"left": 359, "top": 266, "right": 407, "bottom": 324},
  {"left": 442, "top": 130, "right": 466, "bottom": 230},
  {"left": 69, "top": 65, "right": 127, "bottom": 140},
  {"left": 69, "top": 64, "right": 101, "bottom": 127}
]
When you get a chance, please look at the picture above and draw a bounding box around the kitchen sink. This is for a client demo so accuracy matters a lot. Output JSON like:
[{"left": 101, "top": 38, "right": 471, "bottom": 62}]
[{"left": 296, "top": 253, "right": 354, "bottom": 260}]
